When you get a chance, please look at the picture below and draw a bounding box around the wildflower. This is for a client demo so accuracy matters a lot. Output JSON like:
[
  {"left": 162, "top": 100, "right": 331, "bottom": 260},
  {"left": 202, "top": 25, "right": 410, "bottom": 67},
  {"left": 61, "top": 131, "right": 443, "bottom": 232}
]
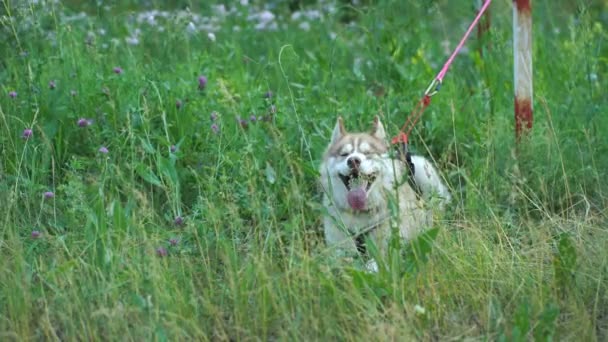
[
  {"left": 8, "top": 91, "right": 17, "bottom": 98},
  {"left": 263, "top": 90, "right": 273, "bottom": 99},
  {"left": 169, "top": 238, "right": 179, "bottom": 246},
  {"left": 125, "top": 36, "right": 140, "bottom": 46},
  {"left": 44, "top": 191, "right": 55, "bottom": 199},
  {"left": 176, "top": 99, "right": 182, "bottom": 109},
  {"left": 174, "top": 216, "right": 184, "bottom": 226},
  {"left": 249, "top": 114, "right": 257, "bottom": 122},
  {"left": 237, "top": 117, "right": 248, "bottom": 129},
  {"left": 31, "top": 230, "right": 41, "bottom": 239},
  {"left": 70, "top": 90, "right": 77, "bottom": 97},
  {"left": 187, "top": 22, "right": 197, "bottom": 34},
  {"left": 249, "top": 10, "right": 277, "bottom": 31},
  {"left": 77, "top": 118, "right": 92, "bottom": 127},
  {"left": 207, "top": 32, "right": 216, "bottom": 42},
  {"left": 156, "top": 247, "right": 168, "bottom": 257},
  {"left": 198, "top": 75, "right": 207, "bottom": 90},
  {"left": 269, "top": 105, "right": 277, "bottom": 114},
  {"left": 22, "top": 129, "right": 33, "bottom": 139},
  {"left": 210, "top": 111, "right": 218, "bottom": 121},
  {"left": 170, "top": 145, "right": 177, "bottom": 153},
  {"left": 99, "top": 146, "right": 109, "bottom": 154},
  {"left": 49, "top": 80, "right": 56, "bottom": 90},
  {"left": 299, "top": 21, "right": 311, "bottom": 31},
  {"left": 211, "top": 123, "right": 219, "bottom": 134},
  {"left": 113, "top": 67, "right": 123, "bottom": 74}
]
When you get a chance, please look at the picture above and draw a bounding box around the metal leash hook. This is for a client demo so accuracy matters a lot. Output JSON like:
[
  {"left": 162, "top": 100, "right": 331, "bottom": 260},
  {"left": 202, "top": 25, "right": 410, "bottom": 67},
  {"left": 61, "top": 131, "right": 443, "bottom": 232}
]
[
  {"left": 424, "top": 78, "right": 442, "bottom": 97},
  {"left": 391, "top": 131, "right": 409, "bottom": 163}
]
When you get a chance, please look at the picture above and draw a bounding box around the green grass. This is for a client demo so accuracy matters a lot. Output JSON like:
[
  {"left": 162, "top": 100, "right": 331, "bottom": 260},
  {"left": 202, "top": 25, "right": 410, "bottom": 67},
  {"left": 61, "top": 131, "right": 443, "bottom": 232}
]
[{"left": 1, "top": 0, "right": 607, "bottom": 340}]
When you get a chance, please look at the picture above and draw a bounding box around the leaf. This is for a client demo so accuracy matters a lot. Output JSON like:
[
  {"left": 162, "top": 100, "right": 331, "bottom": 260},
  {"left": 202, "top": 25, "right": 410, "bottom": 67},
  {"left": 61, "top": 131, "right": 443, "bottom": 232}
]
[
  {"left": 135, "top": 163, "right": 162, "bottom": 187},
  {"left": 402, "top": 227, "right": 440, "bottom": 275},
  {"left": 265, "top": 162, "right": 276, "bottom": 184},
  {"left": 534, "top": 303, "right": 559, "bottom": 341},
  {"left": 289, "top": 82, "right": 305, "bottom": 89},
  {"left": 140, "top": 138, "right": 156, "bottom": 154},
  {"left": 159, "top": 157, "right": 179, "bottom": 185},
  {"left": 557, "top": 233, "right": 577, "bottom": 271},
  {"left": 554, "top": 233, "right": 577, "bottom": 291},
  {"left": 513, "top": 301, "right": 530, "bottom": 341},
  {"left": 352, "top": 58, "right": 365, "bottom": 81}
]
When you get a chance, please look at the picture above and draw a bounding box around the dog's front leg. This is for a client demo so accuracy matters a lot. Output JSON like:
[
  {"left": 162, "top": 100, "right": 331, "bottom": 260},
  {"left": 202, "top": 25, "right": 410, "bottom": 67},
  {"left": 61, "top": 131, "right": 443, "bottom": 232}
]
[{"left": 323, "top": 219, "right": 359, "bottom": 257}]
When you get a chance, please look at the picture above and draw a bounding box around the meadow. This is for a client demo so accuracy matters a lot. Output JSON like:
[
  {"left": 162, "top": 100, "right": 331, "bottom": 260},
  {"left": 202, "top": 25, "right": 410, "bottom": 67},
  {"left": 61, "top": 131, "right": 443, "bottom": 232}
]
[{"left": 1, "top": 0, "right": 607, "bottom": 340}]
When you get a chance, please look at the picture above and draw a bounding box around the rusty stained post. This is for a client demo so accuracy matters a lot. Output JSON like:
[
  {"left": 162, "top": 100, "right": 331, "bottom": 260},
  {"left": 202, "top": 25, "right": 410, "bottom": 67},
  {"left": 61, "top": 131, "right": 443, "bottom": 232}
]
[{"left": 513, "top": 0, "right": 533, "bottom": 140}]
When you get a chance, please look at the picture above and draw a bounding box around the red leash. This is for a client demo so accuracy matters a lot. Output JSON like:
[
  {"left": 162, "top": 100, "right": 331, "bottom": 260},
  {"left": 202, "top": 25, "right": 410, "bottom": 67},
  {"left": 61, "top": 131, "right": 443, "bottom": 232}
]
[{"left": 391, "top": 0, "right": 492, "bottom": 146}]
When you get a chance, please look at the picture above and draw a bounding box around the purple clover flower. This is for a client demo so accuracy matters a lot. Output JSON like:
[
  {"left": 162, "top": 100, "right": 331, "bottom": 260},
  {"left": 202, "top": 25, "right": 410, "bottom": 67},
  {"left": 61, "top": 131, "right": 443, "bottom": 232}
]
[
  {"left": 77, "top": 118, "right": 92, "bottom": 127},
  {"left": 9, "top": 91, "right": 17, "bottom": 98},
  {"left": 31, "top": 230, "right": 41, "bottom": 239},
  {"left": 236, "top": 117, "right": 248, "bottom": 129},
  {"left": 44, "top": 191, "right": 55, "bottom": 199},
  {"left": 210, "top": 111, "right": 218, "bottom": 121},
  {"left": 170, "top": 145, "right": 177, "bottom": 153},
  {"left": 174, "top": 216, "right": 184, "bottom": 226},
  {"left": 22, "top": 129, "right": 33, "bottom": 139},
  {"left": 198, "top": 75, "right": 207, "bottom": 90},
  {"left": 264, "top": 90, "right": 273, "bottom": 99},
  {"left": 113, "top": 67, "right": 123, "bottom": 74},
  {"left": 169, "top": 238, "right": 179, "bottom": 246},
  {"left": 211, "top": 123, "right": 219, "bottom": 134},
  {"left": 156, "top": 247, "right": 168, "bottom": 257},
  {"left": 249, "top": 114, "right": 257, "bottom": 122},
  {"left": 99, "top": 146, "right": 109, "bottom": 154}
]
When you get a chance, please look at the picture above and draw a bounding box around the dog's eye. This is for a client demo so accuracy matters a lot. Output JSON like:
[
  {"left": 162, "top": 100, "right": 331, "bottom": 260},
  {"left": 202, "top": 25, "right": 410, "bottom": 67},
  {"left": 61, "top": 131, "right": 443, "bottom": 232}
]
[{"left": 339, "top": 152, "right": 349, "bottom": 157}]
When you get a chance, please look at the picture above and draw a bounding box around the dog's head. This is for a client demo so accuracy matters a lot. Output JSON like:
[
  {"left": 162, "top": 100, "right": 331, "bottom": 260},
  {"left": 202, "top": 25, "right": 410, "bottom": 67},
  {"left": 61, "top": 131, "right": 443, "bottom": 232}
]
[{"left": 320, "top": 116, "right": 393, "bottom": 211}]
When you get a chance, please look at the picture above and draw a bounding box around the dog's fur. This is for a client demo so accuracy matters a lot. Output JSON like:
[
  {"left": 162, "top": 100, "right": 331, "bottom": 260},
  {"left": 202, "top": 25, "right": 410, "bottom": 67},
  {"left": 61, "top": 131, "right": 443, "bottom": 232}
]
[{"left": 319, "top": 116, "right": 451, "bottom": 267}]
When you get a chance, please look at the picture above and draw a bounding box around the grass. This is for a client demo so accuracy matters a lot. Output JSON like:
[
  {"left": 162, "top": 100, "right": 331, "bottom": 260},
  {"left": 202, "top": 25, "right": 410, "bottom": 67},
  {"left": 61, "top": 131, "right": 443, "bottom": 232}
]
[{"left": 1, "top": 0, "right": 607, "bottom": 340}]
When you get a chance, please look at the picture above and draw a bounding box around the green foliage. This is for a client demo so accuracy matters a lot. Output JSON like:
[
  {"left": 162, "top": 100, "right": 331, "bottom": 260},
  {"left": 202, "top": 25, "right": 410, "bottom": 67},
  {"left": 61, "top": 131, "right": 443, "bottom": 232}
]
[{"left": 1, "top": 0, "right": 607, "bottom": 340}]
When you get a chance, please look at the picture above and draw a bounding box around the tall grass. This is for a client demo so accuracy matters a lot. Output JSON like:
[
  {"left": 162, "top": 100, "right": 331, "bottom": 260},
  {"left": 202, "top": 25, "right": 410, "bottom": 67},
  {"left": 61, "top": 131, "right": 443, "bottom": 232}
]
[{"left": 1, "top": 0, "right": 607, "bottom": 340}]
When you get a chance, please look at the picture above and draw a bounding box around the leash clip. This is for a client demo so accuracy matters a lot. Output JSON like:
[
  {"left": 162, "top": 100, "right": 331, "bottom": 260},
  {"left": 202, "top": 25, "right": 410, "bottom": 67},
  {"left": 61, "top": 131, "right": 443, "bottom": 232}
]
[
  {"left": 390, "top": 132, "right": 409, "bottom": 162},
  {"left": 424, "top": 78, "right": 442, "bottom": 97}
]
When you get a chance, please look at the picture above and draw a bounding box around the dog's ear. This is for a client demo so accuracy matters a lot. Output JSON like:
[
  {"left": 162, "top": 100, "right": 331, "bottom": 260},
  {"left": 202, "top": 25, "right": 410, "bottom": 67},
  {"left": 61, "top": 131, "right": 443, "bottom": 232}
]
[
  {"left": 331, "top": 117, "right": 346, "bottom": 144},
  {"left": 371, "top": 116, "right": 386, "bottom": 140}
]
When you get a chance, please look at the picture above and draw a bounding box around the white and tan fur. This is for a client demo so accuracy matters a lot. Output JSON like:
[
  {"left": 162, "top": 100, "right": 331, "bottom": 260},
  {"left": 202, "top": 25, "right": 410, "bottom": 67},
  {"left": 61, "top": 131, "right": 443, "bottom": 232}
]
[{"left": 319, "top": 116, "right": 450, "bottom": 269}]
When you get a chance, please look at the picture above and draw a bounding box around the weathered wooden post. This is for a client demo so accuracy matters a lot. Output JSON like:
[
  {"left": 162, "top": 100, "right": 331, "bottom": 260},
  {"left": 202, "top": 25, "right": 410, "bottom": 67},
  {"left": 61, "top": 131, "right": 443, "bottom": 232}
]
[{"left": 513, "top": 0, "right": 533, "bottom": 140}]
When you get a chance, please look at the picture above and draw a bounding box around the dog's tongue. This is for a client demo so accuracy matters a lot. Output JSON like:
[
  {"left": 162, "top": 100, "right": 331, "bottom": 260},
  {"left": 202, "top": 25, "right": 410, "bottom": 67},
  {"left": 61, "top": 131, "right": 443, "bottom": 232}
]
[{"left": 347, "top": 186, "right": 367, "bottom": 211}]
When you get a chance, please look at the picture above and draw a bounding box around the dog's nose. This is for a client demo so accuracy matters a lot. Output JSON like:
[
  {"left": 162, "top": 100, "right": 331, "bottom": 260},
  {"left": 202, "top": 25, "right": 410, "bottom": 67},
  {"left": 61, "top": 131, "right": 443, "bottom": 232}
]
[{"left": 347, "top": 156, "right": 361, "bottom": 169}]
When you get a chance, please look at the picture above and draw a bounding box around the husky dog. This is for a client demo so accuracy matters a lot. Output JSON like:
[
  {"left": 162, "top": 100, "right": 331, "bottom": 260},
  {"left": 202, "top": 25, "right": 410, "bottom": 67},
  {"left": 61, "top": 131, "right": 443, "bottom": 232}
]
[{"left": 319, "top": 116, "right": 451, "bottom": 269}]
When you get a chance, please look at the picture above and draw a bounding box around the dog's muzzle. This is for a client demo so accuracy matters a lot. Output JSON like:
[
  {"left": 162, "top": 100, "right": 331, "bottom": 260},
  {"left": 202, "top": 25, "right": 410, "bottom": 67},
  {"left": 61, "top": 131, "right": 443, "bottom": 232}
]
[{"left": 339, "top": 170, "right": 377, "bottom": 191}]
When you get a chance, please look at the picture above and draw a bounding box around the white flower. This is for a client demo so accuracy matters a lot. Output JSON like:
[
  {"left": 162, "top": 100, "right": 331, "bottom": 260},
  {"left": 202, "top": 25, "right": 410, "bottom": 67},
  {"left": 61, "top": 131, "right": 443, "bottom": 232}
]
[
  {"left": 125, "top": 36, "right": 139, "bottom": 46},
  {"left": 298, "top": 21, "right": 311, "bottom": 31},
  {"left": 258, "top": 10, "right": 274, "bottom": 23},
  {"left": 207, "top": 32, "right": 216, "bottom": 42},
  {"left": 187, "top": 21, "right": 197, "bottom": 33},
  {"left": 414, "top": 304, "right": 426, "bottom": 315}
]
